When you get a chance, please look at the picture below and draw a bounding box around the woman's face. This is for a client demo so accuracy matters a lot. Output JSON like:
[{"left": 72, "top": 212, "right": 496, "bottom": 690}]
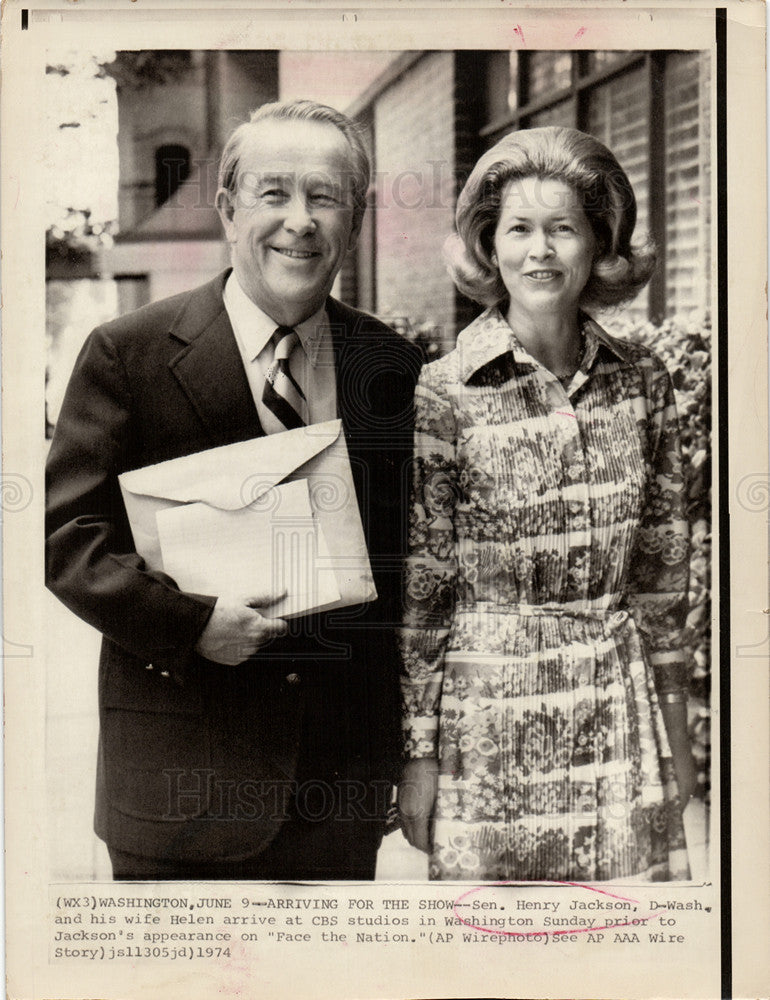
[{"left": 492, "top": 175, "right": 597, "bottom": 322}]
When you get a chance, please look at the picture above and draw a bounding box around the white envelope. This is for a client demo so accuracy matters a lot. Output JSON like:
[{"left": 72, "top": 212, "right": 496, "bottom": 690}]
[
  {"left": 156, "top": 480, "right": 341, "bottom": 620},
  {"left": 118, "top": 419, "right": 377, "bottom": 616}
]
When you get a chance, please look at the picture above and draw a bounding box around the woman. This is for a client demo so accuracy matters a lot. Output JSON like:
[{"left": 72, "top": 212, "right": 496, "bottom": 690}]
[{"left": 398, "top": 126, "right": 696, "bottom": 882}]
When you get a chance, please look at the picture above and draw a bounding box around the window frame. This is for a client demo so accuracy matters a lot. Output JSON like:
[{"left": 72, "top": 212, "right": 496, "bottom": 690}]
[
  {"left": 481, "top": 50, "right": 707, "bottom": 322},
  {"left": 153, "top": 143, "right": 192, "bottom": 208}
]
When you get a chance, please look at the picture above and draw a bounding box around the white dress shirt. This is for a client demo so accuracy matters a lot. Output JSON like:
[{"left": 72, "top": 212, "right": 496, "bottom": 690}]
[{"left": 222, "top": 271, "right": 338, "bottom": 434}]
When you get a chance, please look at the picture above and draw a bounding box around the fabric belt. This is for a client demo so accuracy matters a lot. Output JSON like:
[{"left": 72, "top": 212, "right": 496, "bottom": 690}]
[{"left": 455, "top": 601, "right": 630, "bottom": 631}]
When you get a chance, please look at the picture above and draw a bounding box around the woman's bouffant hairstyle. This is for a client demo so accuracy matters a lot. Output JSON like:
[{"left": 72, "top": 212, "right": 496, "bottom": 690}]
[{"left": 444, "top": 126, "right": 656, "bottom": 309}]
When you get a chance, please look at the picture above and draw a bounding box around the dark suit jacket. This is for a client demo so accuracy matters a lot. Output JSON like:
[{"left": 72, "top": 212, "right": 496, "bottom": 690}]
[{"left": 46, "top": 271, "right": 422, "bottom": 863}]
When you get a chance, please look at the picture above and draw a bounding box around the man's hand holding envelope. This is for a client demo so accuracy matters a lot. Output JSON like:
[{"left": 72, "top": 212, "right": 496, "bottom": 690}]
[
  {"left": 193, "top": 590, "right": 289, "bottom": 665},
  {"left": 118, "top": 419, "right": 376, "bottom": 663}
]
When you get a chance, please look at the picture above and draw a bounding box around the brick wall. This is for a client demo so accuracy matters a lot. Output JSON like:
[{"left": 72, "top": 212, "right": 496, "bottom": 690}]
[{"left": 373, "top": 53, "right": 457, "bottom": 350}]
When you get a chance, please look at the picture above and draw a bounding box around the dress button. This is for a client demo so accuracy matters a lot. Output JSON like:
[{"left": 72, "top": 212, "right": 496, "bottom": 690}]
[
  {"left": 160, "top": 670, "right": 170, "bottom": 678},
  {"left": 146, "top": 663, "right": 154, "bottom": 670},
  {"left": 285, "top": 673, "right": 301, "bottom": 686}
]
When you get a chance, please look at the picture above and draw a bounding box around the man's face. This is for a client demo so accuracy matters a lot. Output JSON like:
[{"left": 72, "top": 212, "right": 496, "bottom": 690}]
[{"left": 216, "top": 119, "right": 361, "bottom": 326}]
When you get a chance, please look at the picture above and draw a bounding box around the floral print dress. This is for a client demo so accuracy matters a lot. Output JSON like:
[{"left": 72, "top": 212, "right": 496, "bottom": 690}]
[{"left": 400, "top": 307, "right": 691, "bottom": 882}]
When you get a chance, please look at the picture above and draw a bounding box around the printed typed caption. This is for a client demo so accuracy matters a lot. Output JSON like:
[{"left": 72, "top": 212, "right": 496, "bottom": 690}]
[{"left": 50, "top": 884, "right": 713, "bottom": 962}]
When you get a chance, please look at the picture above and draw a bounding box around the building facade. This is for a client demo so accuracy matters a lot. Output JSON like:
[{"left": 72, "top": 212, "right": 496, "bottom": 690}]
[
  {"left": 99, "top": 50, "right": 279, "bottom": 306},
  {"left": 345, "top": 48, "right": 711, "bottom": 347}
]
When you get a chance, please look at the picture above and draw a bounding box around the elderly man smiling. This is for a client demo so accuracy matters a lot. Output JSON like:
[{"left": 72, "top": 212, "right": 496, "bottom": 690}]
[{"left": 46, "top": 100, "right": 422, "bottom": 880}]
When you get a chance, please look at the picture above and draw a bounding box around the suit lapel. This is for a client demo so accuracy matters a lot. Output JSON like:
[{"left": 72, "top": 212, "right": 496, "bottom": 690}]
[
  {"left": 167, "top": 287, "right": 370, "bottom": 497},
  {"left": 168, "top": 273, "right": 264, "bottom": 445},
  {"left": 328, "top": 297, "right": 369, "bottom": 519}
]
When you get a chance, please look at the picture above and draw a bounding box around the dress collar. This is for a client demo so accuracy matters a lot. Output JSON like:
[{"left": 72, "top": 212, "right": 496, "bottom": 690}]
[{"left": 457, "top": 305, "right": 632, "bottom": 384}]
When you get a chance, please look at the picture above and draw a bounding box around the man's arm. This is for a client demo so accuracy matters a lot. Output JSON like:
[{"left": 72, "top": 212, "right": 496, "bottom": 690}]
[
  {"left": 47, "top": 323, "right": 293, "bottom": 677},
  {"left": 46, "top": 326, "right": 219, "bottom": 679}
]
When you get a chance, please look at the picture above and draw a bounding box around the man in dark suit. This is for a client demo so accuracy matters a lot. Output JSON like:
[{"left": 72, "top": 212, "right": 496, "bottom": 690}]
[{"left": 46, "top": 99, "right": 422, "bottom": 880}]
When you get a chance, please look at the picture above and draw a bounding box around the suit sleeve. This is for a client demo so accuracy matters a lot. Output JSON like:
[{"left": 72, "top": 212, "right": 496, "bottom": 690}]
[
  {"left": 45, "top": 326, "right": 216, "bottom": 681},
  {"left": 398, "top": 371, "right": 459, "bottom": 759}
]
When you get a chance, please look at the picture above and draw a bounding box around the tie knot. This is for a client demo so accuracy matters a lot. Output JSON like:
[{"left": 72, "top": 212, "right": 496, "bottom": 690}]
[{"left": 272, "top": 326, "right": 299, "bottom": 362}]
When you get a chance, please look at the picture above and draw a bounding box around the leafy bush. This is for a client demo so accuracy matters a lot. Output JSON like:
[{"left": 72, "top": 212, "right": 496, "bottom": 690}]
[
  {"left": 381, "top": 316, "right": 443, "bottom": 364},
  {"left": 103, "top": 51, "right": 193, "bottom": 90}
]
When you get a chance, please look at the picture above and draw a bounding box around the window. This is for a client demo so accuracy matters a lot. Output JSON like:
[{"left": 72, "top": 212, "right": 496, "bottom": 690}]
[
  {"left": 528, "top": 51, "right": 572, "bottom": 100},
  {"left": 664, "top": 52, "right": 710, "bottom": 316},
  {"left": 154, "top": 144, "right": 191, "bottom": 206},
  {"left": 586, "top": 63, "right": 651, "bottom": 320},
  {"left": 529, "top": 98, "right": 575, "bottom": 129},
  {"left": 482, "top": 50, "right": 712, "bottom": 321},
  {"left": 586, "top": 64, "right": 649, "bottom": 235},
  {"left": 585, "top": 51, "right": 628, "bottom": 74}
]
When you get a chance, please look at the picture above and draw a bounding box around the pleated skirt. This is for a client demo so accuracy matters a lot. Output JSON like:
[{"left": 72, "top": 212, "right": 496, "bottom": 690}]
[{"left": 429, "top": 604, "right": 690, "bottom": 882}]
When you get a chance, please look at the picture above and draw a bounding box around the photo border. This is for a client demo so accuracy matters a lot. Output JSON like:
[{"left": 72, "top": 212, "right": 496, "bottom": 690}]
[{"left": 2, "top": 3, "right": 767, "bottom": 998}]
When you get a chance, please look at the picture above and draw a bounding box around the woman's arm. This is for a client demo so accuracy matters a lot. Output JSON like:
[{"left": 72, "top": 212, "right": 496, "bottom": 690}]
[
  {"left": 398, "top": 374, "right": 459, "bottom": 849},
  {"left": 659, "top": 698, "right": 698, "bottom": 804},
  {"left": 626, "top": 352, "right": 697, "bottom": 805}
]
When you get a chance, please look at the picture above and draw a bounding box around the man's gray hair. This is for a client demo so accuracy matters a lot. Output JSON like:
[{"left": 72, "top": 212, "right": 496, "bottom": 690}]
[{"left": 218, "top": 98, "right": 371, "bottom": 225}]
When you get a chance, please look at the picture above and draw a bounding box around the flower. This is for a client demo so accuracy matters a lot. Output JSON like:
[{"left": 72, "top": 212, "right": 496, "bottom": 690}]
[
  {"left": 636, "top": 526, "right": 663, "bottom": 553},
  {"left": 406, "top": 565, "right": 439, "bottom": 601},
  {"left": 439, "top": 847, "right": 459, "bottom": 868},
  {"left": 661, "top": 533, "right": 688, "bottom": 566},
  {"left": 476, "top": 736, "right": 499, "bottom": 757},
  {"left": 650, "top": 804, "right": 667, "bottom": 834},
  {"left": 512, "top": 549, "right": 534, "bottom": 581},
  {"left": 449, "top": 833, "right": 471, "bottom": 852},
  {"left": 454, "top": 675, "right": 470, "bottom": 698},
  {"left": 421, "top": 466, "right": 457, "bottom": 517}
]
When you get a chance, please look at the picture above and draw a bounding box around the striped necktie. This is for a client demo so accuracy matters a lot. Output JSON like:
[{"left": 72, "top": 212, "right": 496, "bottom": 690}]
[{"left": 262, "top": 326, "right": 307, "bottom": 431}]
